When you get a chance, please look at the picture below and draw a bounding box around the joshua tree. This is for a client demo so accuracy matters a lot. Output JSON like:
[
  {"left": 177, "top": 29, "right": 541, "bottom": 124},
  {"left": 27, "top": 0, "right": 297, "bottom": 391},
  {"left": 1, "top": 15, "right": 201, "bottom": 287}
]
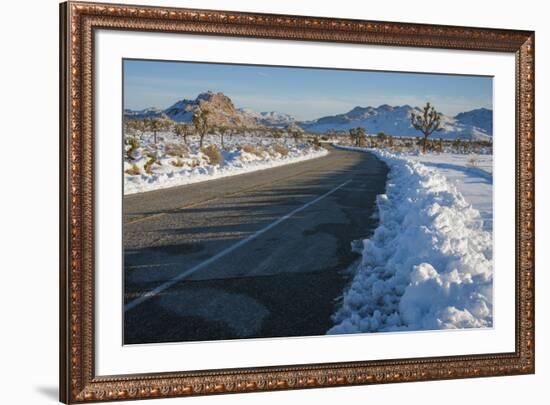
[
  {"left": 376, "top": 132, "right": 387, "bottom": 143},
  {"left": 357, "top": 127, "right": 366, "bottom": 146},
  {"left": 271, "top": 128, "right": 282, "bottom": 141},
  {"left": 349, "top": 127, "right": 365, "bottom": 147},
  {"left": 282, "top": 129, "right": 289, "bottom": 144},
  {"left": 291, "top": 129, "right": 303, "bottom": 145},
  {"left": 184, "top": 124, "right": 195, "bottom": 145},
  {"left": 192, "top": 107, "right": 211, "bottom": 148},
  {"left": 411, "top": 102, "right": 443, "bottom": 153},
  {"left": 143, "top": 118, "right": 153, "bottom": 142},
  {"left": 173, "top": 123, "right": 188, "bottom": 145},
  {"left": 144, "top": 118, "right": 168, "bottom": 144},
  {"left": 125, "top": 119, "right": 146, "bottom": 139},
  {"left": 357, "top": 127, "right": 367, "bottom": 146},
  {"left": 124, "top": 119, "right": 136, "bottom": 137},
  {"left": 215, "top": 125, "right": 229, "bottom": 149},
  {"left": 348, "top": 128, "right": 357, "bottom": 146}
]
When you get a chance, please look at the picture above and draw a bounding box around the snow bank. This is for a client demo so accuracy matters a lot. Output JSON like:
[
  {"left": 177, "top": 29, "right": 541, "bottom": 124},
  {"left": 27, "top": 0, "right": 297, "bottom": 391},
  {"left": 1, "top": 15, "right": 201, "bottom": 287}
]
[
  {"left": 329, "top": 145, "right": 493, "bottom": 333},
  {"left": 124, "top": 134, "right": 327, "bottom": 195}
]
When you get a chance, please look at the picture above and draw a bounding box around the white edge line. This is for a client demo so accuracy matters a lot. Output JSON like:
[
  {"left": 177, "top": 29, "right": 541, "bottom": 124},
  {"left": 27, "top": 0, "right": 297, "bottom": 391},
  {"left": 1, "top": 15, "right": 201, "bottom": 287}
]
[{"left": 124, "top": 179, "right": 352, "bottom": 312}]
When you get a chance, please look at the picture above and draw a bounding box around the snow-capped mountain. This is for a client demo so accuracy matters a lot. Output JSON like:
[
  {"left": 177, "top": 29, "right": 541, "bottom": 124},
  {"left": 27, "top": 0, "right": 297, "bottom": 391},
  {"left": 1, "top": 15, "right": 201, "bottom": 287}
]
[
  {"left": 454, "top": 108, "right": 493, "bottom": 135},
  {"left": 123, "top": 107, "right": 165, "bottom": 120},
  {"left": 299, "top": 105, "right": 493, "bottom": 140},
  {"left": 238, "top": 108, "right": 296, "bottom": 127}
]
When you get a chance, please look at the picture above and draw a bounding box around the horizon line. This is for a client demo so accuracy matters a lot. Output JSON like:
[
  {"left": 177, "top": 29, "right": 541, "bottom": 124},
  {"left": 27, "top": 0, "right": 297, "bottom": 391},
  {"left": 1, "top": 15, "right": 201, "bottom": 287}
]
[{"left": 123, "top": 91, "right": 492, "bottom": 120}]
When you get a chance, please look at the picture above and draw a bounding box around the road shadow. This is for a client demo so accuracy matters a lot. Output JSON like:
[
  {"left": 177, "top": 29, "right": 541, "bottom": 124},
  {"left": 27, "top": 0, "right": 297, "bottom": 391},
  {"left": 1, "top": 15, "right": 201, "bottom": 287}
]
[{"left": 125, "top": 269, "right": 351, "bottom": 344}]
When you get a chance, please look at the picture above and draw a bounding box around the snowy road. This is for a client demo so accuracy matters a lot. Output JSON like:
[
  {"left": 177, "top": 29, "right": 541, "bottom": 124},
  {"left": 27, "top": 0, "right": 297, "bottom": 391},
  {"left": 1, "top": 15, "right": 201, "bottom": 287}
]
[{"left": 123, "top": 146, "right": 388, "bottom": 344}]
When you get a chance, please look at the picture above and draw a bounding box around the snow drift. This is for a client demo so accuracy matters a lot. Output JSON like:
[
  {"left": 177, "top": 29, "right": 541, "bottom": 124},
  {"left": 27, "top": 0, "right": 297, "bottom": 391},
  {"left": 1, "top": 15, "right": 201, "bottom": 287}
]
[{"left": 329, "top": 146, "right": 493, "bottom": 334}]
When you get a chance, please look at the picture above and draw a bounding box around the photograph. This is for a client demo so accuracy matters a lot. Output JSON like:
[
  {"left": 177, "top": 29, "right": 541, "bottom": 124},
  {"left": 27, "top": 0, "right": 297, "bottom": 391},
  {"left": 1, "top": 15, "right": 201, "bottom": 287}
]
[{"left": 122, "top": 59, "right": 494, "bottom": 345}]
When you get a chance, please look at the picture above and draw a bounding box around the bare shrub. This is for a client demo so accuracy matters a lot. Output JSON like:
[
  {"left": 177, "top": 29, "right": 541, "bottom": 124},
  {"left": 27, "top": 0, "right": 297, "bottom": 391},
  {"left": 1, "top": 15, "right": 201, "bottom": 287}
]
[
  {"left": 125, "top": 164, "right": 141, "bottom": 176},
  {"left": 165, "top": 142, "right": 189, "bottom": 158},
  {"left": 241, "top": 143, "right": 265, "bottom": 157},
  {"left": 271, "top": 143, "right": 289, "bottom": 156},
  {"left": 201, "top": 144, "right": 224, "bottom": 165},
  {"left": 171, "top": 158, "right": 185, "bottom": 167}
]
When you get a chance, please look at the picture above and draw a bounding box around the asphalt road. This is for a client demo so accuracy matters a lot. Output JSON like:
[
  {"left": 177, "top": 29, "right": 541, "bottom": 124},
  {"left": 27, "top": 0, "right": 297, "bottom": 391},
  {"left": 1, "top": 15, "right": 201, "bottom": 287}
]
[{"left": 124, "top": 146, "right": 388, "bottom": 344}]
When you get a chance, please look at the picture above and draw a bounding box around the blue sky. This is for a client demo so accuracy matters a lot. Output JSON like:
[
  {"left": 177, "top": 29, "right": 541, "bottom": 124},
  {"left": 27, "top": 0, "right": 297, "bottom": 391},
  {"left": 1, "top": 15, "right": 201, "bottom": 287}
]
[{"left": 123, "top": 59, "right": 493, "bottom": 120}]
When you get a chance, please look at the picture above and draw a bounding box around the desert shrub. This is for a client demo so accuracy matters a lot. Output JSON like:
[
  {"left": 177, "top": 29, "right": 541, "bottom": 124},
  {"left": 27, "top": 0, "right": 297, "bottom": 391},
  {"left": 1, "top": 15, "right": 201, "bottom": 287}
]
[
  {"left": 125, "top": 137, "right": 140, "bottom": 160},
  {"left": 125, "top": 164, "right": 141, "bottom": 176},
  {"left": 241, "top": 143, "right": 265, "bottom": 157},
  {"left": 165, "top": 142, "right": 189, "bottom": 158},
  {"left": 271, "top": 143, "right": 289, "bottom": 157},
  {"left": 171, "top": 158, "right": 185, "bottom": 167},
  {"left": 427, "top": 141, "right": 438, "bottom": 152},
  {"left": 144, "top": 142, "right": 159, "bottom": 152},
  {"left": 201, "top": 144, "right": 224, "bottom": 165},
  {"left": 144, "top": 156, "right": 157, "bottom": 174}
]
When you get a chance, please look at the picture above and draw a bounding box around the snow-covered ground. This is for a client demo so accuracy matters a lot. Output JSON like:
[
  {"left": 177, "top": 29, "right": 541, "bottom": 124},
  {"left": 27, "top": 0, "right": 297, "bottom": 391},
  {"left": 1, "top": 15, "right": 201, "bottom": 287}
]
[
  {"left": 124, "top": 133, "right": 327, "bottom": 195},
  {"left": 407, "top": 153, "right": 493, "bottom": 232},
  {"left": 329, "top": 145, "right": 493, "bottom": 334}
]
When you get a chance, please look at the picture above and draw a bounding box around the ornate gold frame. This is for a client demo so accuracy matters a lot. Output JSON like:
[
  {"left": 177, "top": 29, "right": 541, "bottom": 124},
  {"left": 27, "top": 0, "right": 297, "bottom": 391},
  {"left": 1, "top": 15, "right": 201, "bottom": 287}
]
[{"left": 59, "top": 1, "right": 535, "bottom": 403}]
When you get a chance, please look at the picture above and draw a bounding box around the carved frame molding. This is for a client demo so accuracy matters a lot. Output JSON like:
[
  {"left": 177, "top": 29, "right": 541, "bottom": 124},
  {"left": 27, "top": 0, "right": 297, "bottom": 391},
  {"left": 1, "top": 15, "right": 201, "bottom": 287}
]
[{"left": 59, "top": 1, "right": 535, "bottom": 403}]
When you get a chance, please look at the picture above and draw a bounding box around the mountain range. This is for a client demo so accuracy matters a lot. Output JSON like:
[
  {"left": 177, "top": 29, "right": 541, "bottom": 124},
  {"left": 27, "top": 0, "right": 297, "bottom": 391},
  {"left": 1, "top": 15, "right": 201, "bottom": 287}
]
[
  {"left": 298, "top": 105, "right": 492, "bottom": 141},
  {"left": 124, "top": 91, "right": 492, "bottom": 140}
]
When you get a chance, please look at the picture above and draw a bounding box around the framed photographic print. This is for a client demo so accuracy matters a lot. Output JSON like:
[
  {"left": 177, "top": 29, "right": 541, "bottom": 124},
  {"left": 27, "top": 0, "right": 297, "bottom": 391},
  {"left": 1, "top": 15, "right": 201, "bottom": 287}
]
[{"left": 59, "top": 1, "right": 535, "bottom": 402}]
